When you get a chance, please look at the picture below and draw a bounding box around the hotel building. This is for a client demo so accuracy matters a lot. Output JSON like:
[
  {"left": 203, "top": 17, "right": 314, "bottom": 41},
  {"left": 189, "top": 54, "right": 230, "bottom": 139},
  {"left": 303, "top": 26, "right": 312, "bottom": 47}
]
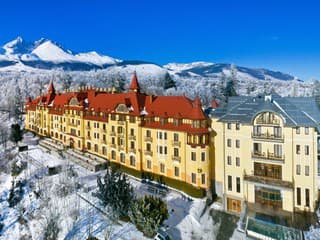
[
  {"left": 209, "top": 94, "right": 319, "bottom": 217},
  {"left": 25, "top": 73, "right": 212, "bottom": 191}
]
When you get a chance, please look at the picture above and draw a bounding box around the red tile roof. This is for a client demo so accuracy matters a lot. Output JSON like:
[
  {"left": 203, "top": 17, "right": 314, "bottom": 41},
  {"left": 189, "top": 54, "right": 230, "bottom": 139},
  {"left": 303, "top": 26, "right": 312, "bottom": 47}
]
[{"left": 26, "top": 73, "right": 208, "bottom": 131}]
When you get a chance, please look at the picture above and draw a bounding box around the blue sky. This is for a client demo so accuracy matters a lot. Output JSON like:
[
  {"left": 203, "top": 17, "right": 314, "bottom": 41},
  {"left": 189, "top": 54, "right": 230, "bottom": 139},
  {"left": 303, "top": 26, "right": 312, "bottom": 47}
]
[{"left": 0, "top": 0, "right": 320, "bottom": 80}]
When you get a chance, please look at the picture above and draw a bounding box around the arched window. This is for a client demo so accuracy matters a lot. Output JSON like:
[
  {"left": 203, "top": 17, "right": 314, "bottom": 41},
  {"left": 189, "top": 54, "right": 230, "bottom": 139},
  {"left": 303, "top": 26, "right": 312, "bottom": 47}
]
[
  {"left": 111, "top": 150, "right": 116, "bottom": 160},
  {"left": 130, "top": 156, "right": 135, "bottom": 166},
  {"left": 120, "top": 152, "right": 125, "bottom": 163},
  {"left": 102, "top": 146, "right": 107, "bottom": 155}
]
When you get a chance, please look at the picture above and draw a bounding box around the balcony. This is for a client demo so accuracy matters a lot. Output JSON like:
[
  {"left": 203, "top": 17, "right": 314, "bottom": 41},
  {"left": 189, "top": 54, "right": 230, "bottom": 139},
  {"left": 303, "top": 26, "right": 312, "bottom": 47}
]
[
  {"left": 117, "top": 120, "right": 125, "bottom": 125},
  {"left": 118, "top": 133, "right": 125, "bottom": 138},
  {"left": 102, "top": 128, "right": 107, "bottom": 133},
  {"left": 256, "top": 118, "right": 280, "bottom": 125},
  {"left": 144, "top": 136, "right": 153, "bottom": 142},
  {"left": 172, "top": 155, "right": 181, "bottom": 162},
  {"left": 252, "top": 132, "right": 284, "bottom": 142},
  {"left": 129, "top": 135, "right": 136, "bottom": 141},
  {"left": 118, "top": 145, "right": 125, "bottom": 151},
  {"left": 252, "top": 151, "right": 285, "bottom": 162},
  {"left": 69, "top": 122, "right": 78, "bottom": 127},
  {"left": 110, "top": 143, "right": 116, "bottom": 149},
  {"left": 101, "top": 139, "right": 107, "bottom": 144},
  {"left": 244, "top": 174, "right": 293, "bottom": 189},
  {"left": 86, "top": 136, "right": 91, "bottom": 140},
  {"left": 144, "top": 150, "right": 153, "bottom": 157},
  {"left": 85, "top": 126, "right": 91, "bottom": 130},
  {"left": 129, "top": 148, "right": 136, "bottom": 154},
  {"left": 110, "top": 131, "right": 116, "bottom": 136},
  {"left": 172, "top": 141, "right": 181, "bottom": 147},
  {"left": 255, "top": 191, "right": 283, "bottom": 210}
]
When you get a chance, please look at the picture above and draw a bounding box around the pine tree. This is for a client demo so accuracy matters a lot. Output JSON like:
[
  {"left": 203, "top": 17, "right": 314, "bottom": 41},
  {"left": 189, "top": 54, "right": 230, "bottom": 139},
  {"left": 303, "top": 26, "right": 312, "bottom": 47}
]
[
  {"left": 96, "top": 166, "right": 134, "bottom": 218},
  {"left": 129, "top": 195, "right": 169, "bottom": 237},
  {"left": 10, "top": 124, "right": 23, "bottom": 144},
  {"left": 163, "top": 72, "right": 176, "bottom": 90}
]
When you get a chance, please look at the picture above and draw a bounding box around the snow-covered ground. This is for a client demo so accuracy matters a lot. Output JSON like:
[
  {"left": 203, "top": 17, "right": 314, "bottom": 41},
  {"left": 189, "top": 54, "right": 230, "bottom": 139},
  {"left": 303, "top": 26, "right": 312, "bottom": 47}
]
[{"left": 0, "top": 138, "right": 238, "bottom": 240}]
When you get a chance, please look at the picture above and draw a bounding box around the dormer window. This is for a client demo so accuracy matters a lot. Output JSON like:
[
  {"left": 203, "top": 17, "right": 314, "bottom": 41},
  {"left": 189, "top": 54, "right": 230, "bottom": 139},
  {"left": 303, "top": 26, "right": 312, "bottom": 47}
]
[
  {"left": 160, "top": 118, "right": 167, "bottom": 125},
  {"left": 174, "top": 119, "right": 181, "bottom": 126}
]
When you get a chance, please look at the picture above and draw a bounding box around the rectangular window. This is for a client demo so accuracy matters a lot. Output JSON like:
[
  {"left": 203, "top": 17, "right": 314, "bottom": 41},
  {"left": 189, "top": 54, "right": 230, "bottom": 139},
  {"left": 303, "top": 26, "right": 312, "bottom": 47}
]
[
  {"left": 201, "top": 173, "right": 206, "bottom": 185},
  {"left": 236, "top": 157, "right": 240, "bottom": 167},
  {"left": 164, "top": 146, "right": 167, "bottom": 155},
  {"left": 191, "top": 152, "right": 196, "bottom": 161},
  {"left": 305, "top": 165, "right": 309, "bottom": 176},
  {"left": 160, "top": 163, "right": 165, "bottom": 173},
  {"left": 296, "top": 145, "right": 301, "bottom": 154},
  {"left": 174, "top": 133, "right": 179, "bottom": 141},
  {"left": 227, "top": 139, "right": 231, "bottom": 147},
  {"left": 296, "top": 164, "right": 301, "bottom": 175},
  {"left": 236, "top": 177, "right": 240, "bottom": 193},
  {"left": 227, "top": 123, "right": 232, "bottom": 130},
  {"left": 227, "top": 156, "right": 232, "bottom": 165},
  {"left": 305, "top": 145, "right": 309, "bottom": 155},
  {"left": 174, "top": 167, "right": 179, "bottom": 177},
  {"left": 201, "top": 152, "right": 205, "bottom": 162},
  {"left": 297, "top": 187, "right": 301, "bottom": 205},
  {"left": 164, "top": 132, "right": 167, "bottom": 140},
  {"left": 191, "top": 173, "right": 196, "bottom": 184},
  {"left": 274, "top": 127, "right": 282, "bottom": 137},
  {"left": 236, "top": 140, "right": 240, "bottom": 148},
  {"left": 253, "top": 125, "right": 261, "bottom": 135},
  {"left": 274, "top": 144, "right": 282, "bottom": 157},
  {"left": 253, "top": 143, "right": 262, "bottom": 154},
  {"left": 236, "top": 123, "right": 240, "bottom": 130},
  {"left": 147, "top": 160, "right": 152, "bottom": 169},
  {"left": 147, "top": 130, "right": 151, "bottom": 137},
  {"left": 130, "top": 128, "right": 134, "bottom": 136},
  {"left": 306, "top": 189, "right": 310, "bottom": 207},
  {"left": 174, "top": 148, "right": 179, "bottom": 157},
  {"left": 228, "top": 175, "right": 232, "bottom": 191},
  {"left": 296, "top": 127, "right": 300, "bottom": 134},
  {"left": 305, "top": 127, "right": 309, "bottom": 135}
]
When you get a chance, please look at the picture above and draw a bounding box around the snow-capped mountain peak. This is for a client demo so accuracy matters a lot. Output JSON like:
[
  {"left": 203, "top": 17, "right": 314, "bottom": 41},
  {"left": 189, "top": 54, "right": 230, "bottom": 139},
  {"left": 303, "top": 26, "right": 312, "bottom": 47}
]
[
  {"left": 31, "top": 40, "right": 75, "bottom": 63},
  {"left": 2, "top": 36, "right": 33, "bottom": 56}
]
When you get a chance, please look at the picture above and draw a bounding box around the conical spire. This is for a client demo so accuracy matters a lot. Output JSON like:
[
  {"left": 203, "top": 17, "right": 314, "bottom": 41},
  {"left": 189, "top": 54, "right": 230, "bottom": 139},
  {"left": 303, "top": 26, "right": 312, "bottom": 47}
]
[
  {"left": 129, "top": 71, "right": 140, "bottom": 92},
  {"left": 48, "top": 80, "right": 55, "bottom": 95},
  {"left": 211, "top": 98, "right": 218, "bottom": 109}
]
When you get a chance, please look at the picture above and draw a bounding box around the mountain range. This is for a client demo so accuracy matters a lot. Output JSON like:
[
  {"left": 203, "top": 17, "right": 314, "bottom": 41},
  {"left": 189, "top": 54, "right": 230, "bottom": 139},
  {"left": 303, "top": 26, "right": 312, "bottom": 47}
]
[{"left": 0, "top": 37, "right": 301, "bottom": 82}]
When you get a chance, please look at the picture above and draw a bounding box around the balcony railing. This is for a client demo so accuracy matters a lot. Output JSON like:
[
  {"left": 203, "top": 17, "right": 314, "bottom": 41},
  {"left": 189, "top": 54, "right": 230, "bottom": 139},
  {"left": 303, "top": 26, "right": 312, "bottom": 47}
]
[
  {"left": 129, "top": 135, "right": 136, "bottom": 141},
  {"left": 144, "top": 150, "right": 153, "bottom": 157},
  {"left": 255, "top": 192, "right": 282, "bottom": 209},
  {"left": 252, "top": 151, "right": 285, "bottom": 162},
  {"left": 101, "top": 129, "right": 107, "bottom": 133},
  {"left": 85, "top": 126, "right": 91, "bottom": 130},
  {"left": 256, "top": 118, "right": 280, "bottom": 125},
  {"left": 244, "top": 174, "right": 293, "bottom": 189},
  {"left": 110, "top": 131, "right": 116, "bottom": 136},
  {"left": 117, "top": 120, "right": 125, "bottom": 125},
  {"left": 101, "top": 139, "right": 107, "bottom": 144},
  {"left": 172, "top": 141, "right": 181, "bottom": 147},
  {"left": 129, "top": 148, "right": 136, "bottom": 154},
  {"left": 86, "top": 136, "right": 91, "bottom": 140},
  {"left": 144, "top": 136, "right": 153, "bottom": 142},
  {"left": 251, "top": 132, "right": 284, "bottom": 142},
  {"left": 110, "top": 143, "right": 116, "bottom": 148},
  {"left": 172, "top": 155, "right": 181, "bottom": 162},
  {"left": 118, "top": 145, "right": 125, "bottom": 151}
]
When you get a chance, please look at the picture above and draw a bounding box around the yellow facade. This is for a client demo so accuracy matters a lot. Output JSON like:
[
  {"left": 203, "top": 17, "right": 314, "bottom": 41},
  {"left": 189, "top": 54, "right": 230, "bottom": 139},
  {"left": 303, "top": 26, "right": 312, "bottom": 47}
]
[
  {"left": 211, "top": 98, "right": 319, "bottom": 215},
  {"left": 25, "top": 81, "right": 211, "bottom": 191}
]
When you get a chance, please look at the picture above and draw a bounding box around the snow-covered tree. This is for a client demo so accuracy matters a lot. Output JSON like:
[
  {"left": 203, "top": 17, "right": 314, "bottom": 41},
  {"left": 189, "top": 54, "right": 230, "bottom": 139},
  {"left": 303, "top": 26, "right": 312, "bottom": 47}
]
[
  {"left": 95, "top": 166, "right": 135, "bottom": 218},
  {"left": 129, "top": 195, "right": 169, "bottom": 237}
]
